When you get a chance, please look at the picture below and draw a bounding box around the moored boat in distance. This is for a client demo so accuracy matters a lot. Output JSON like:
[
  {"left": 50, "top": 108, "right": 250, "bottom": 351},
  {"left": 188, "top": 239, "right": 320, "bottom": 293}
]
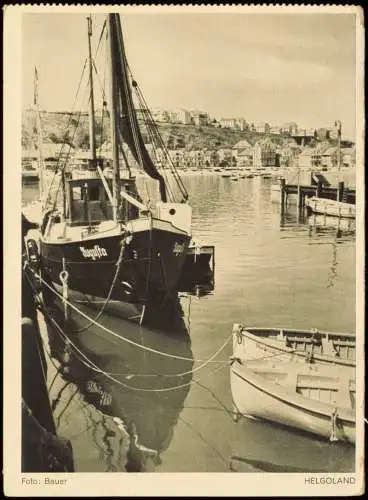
[
  {"left": 230, "top": 325, "right": 356, "bottom": 443},
  {"left": 306, "top": 196, "right": 355, "bottom": 219},
  {"left": 22, "top": 160, "right": 39, "bottom": 181}
]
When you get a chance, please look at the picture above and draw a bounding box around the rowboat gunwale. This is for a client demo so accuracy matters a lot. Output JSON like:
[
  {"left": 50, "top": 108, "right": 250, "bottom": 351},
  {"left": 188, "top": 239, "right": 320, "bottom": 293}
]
[{"left": 235, "top": 325, "right": 356, "bottom": 368}]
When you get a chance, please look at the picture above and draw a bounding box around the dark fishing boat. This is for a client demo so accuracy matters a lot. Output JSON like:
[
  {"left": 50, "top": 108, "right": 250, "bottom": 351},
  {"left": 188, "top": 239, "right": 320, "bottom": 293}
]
[{"left": 39, "top": 14, "right": 193, "bottom": 313}]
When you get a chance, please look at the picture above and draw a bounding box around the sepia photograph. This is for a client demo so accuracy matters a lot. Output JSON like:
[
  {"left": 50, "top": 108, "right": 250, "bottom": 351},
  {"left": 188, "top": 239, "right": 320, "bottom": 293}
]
[{"left": 4, "top": 4, "right": 364, "bottom": 497}]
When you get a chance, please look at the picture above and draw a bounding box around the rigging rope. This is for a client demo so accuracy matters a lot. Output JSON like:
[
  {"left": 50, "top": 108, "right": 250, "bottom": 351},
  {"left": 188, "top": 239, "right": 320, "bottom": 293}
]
[
  {"left": 132, "top": 84, "right": 182, "bottom": 201},
  {"left": 44, "top": 58, "right": 88, "bottom": 209},
  {"left": 126, "top": 62, "right": 188, "bottom": 202}
]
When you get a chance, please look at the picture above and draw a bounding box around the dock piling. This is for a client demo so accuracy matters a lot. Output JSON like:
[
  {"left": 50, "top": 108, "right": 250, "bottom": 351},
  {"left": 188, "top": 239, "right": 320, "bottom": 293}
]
[
  {"left": 280, "top": 178, "right": 286, "bottom": 215},
  {"left": 316, "top": 180, "right": 322, "bottom": 198},
  {"left": 337, "top": 181, "right": 344, "bottom": 202}
]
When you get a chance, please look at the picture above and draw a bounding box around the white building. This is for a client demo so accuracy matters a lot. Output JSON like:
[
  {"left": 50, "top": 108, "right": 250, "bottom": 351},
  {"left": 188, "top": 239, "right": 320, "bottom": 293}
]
[
  {"left": 254, "top": 122, "right": 270, "bottom": 134},
  {"left": 220, "top": 118, "right": 238, "bottom": 129}
]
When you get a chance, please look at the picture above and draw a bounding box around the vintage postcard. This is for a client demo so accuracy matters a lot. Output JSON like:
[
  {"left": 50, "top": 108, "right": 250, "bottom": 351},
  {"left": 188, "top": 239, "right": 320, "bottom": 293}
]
[{"left": 4, "top": 4, "right": 364, "bottom": 497}]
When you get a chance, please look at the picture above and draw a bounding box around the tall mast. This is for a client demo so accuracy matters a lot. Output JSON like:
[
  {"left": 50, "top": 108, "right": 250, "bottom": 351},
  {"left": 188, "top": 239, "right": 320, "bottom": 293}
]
[
  {"left": 87, "top": 16, "right": 97, "bottom": 164},
  {"left": 107, "top": 14, "right": 121, "bottom": 221},
  {"left": 33, "top": 67, "right": 45, "bottom": 202}
]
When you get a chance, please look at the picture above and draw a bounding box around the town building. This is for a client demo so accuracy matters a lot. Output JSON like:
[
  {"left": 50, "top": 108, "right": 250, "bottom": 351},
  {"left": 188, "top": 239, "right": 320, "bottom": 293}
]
[
  {"left": 187, "top": 149, "right": 205, "bottom": 168},
  {"left": 341, "top": 147, "right": 355, "bottom": 168},
  {"left": 292, "top": 128, "right": 316, "bottom": 146},
  {"left": 191, "top": 110, "right": 210, "bottom": 127},
  {"left": 320, "top": 147, "right": 338, "bottom": 169},
  {"left": 328, "top": 128, "right": 340, "bottom": 140},
  {"left": 151, "top": 108, "right": 170, "bottom": 122},
  {"left": 219, "top": 118, "right": 238, "bottom": 129},
  {"left": 276, "top": 138, "right": 301, "bottom": 168},
  {"left": 297, "top": 147, "right": 322, "bottom": 169},
  {"left": 316, "top": 128, "right": 329, "bottom": 141},
  {"left": 237, "top": 118, "right": 248, "bottom": 131},
  {"left": 254, "top": 122, "right": 270, "bottom": 134},
  {"left": 280, "top": 122, "right": 298, "bottom": 135},
  {"left": 269, "top": 126, "right": 281, "bottom": 135},
  {"left": 232, "top": 139, "right": 253, "bottom": 168},
  {"left": 253, "top": 138, "right": 277, "bottom": 168},
  {"left": 217, "top": 148, "right": 233, "bottom": 162},
  {"left": 177, "top": 109, "right": 192, "bottom": 125}
]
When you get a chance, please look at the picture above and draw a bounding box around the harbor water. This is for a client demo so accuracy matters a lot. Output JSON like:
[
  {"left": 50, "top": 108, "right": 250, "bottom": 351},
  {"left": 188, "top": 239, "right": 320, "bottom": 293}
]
[{"left": 22, "top": 173, "right": 356, "bottom": 473}]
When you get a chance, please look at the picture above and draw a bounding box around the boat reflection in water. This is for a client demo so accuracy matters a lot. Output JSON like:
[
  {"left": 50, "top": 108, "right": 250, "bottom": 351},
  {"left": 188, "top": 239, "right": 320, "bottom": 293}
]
[
  {"left": 43, "top": 291, "right": 194, "bottom": 472},
  {"left": 307, "top": 213, "right": 356, "bottom": 239},
  {"left": 279, "top": 210, "right": 356, "bottom": 239}
]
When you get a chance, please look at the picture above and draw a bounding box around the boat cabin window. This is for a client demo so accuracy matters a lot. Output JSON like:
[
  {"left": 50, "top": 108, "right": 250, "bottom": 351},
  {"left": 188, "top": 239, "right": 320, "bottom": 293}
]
[
  {"left": 86, "top": 185, "right": 100, "bottom": 201},
  {"left": 66, "top": 178, "right": 142, "bottom": 226},
  {"left": 67, "top": 179, "right": 113, "bottom": 226},
  {"left": 72, "top": 187, "right": 82, "bottom": 200}
]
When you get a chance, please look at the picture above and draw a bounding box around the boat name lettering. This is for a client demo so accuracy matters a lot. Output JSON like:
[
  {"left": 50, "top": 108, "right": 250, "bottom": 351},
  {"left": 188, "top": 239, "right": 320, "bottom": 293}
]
[
  {"left": 79, "top": 245, "right": 108, "bottom": 260},
  {"left": 173, "top": 242, "right": 185, "bottom": 256}
]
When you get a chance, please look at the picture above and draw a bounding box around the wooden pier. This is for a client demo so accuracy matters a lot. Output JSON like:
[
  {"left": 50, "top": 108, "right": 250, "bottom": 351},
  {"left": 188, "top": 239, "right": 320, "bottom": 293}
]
[{"left": 279, "top": 175, "right": 356, "bottom": 215}]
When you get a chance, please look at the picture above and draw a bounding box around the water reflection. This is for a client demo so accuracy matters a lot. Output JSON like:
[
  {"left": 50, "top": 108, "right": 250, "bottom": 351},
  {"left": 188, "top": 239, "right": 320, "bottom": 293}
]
[
  {"left": 279, "top": 208, "right": 355, "bottom": 292},
  {"left": 230, "top": 413, "right": 355, "bottom": 473},
  {"left": 307, "top": 213, "right": 356, "bottom": 239},
  {"left": 24, "top": 174, "right": 356, "bottom": 473},
  {"left": 280, "top": 209, "right": 356, "bottom": 240},
  {"left": 43, "top": 294, "right": 194, "bottom": 472}
]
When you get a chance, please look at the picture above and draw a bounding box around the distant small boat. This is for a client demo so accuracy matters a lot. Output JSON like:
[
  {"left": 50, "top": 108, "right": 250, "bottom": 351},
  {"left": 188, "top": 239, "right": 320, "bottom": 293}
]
[
  {"left": 22, "top": 170, "right": 39, "bottom": 181},
  {"left": 22, "top": 161, "right": 39, "bottom": 181},
  {"left": 306, "top": 196, "right": 355, "bottom": 219},
  {"left": 246, "top": 174, "right": 254, "bottom": 179},
  {"left": 230, "top": 176, "right": 239, "bottom": 181},
  {"left": 221, "top": 173, "right": 231, "bottom": 178},
  {"left": 232, "top": 324, "right": 356, "bottom": 369},
  {"left": 231, "top": 325, "right": 356, "bottom": 443}
]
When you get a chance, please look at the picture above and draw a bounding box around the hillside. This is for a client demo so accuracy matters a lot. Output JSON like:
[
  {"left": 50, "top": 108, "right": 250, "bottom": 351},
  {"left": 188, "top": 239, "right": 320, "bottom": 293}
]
[{"left": 22, "top": 109, "right": 352, "bottom": 151}]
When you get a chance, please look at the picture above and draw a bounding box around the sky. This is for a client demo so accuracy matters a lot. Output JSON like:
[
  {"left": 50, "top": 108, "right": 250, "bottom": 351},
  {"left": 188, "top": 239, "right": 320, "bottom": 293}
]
[{"left": 22, "top": 10, "right": 358, "bottom": 140}]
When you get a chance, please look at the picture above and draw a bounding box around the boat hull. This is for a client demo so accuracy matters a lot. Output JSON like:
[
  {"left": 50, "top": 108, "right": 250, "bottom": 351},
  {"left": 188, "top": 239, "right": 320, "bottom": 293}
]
[
  {"left": 230, "top": 362, "right": 355, "bottom": 444},
  {"left": 40, "top": 220, "right": 191, "bottom": 306},
  {"left": 306, "top": 196, "right": 355, "bottom": 219}
]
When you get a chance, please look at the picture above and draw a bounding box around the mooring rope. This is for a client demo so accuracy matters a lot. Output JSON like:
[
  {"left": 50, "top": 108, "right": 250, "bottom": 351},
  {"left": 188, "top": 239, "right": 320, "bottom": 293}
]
[
  {"left": 28, "top": 266, "right": 204, "bottom": 362},
  {"left": 24, "top": 269, "right": 234, "bottom": 388},
  {"left": 49, "top": 304, "right": 232, "bottom": 380}
]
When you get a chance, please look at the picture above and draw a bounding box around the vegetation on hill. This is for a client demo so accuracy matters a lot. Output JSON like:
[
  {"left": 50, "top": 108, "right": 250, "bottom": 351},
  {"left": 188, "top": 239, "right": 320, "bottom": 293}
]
[{"left": 22, "top": 109, "right": 353, "bottom": 151}]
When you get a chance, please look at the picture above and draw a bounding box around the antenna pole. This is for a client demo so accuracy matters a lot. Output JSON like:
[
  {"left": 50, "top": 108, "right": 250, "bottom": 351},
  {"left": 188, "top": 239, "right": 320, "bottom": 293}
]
[
  {"left": 34, "top": 67, "right": 45, "bottom": 203},
  {"left": 87, "top": 16, "right": 97, "bottom": 164}
]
